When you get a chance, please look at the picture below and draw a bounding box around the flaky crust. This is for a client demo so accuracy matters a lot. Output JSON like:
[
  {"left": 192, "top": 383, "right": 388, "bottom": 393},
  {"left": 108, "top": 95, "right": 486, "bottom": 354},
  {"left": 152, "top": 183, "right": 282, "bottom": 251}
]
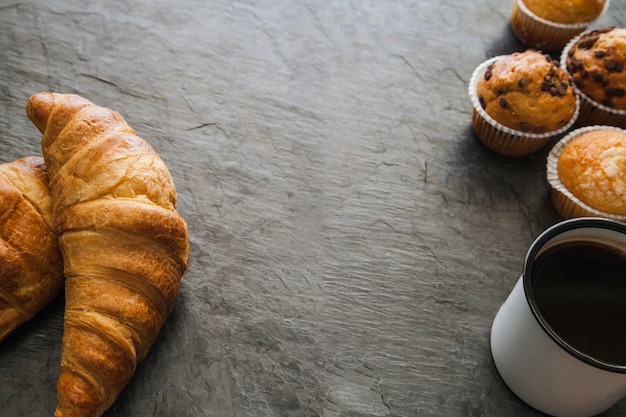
[
  {"left": 26, "top": 92, "right": 189, "bottom": 417},
  {"left": 565, "top": 27, "right": 626, "bottom": 110},
  {"left": 476, "top": 50, "right": 577, "bottom": 133},
  {"left": 0, "top": 156, "right": 63, "bottom": 342},
  {"left": 522, "top": 0, "right": 606, "bottom": 24},
  {"left": 557, "top": 129, "right": 626, "bottom": 215}
]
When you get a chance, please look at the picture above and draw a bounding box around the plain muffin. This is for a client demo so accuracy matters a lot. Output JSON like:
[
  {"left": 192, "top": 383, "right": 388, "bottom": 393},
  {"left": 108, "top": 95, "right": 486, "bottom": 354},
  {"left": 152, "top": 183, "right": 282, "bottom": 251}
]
[
  {"left": 510, "top": 0, "right": 609, "bottom": 52},
  {"left": 547, "top": 126, "right": 626, "bottom": 219},
  {"left": 522, "top": 0, "right": 607, "bottom": 24}
]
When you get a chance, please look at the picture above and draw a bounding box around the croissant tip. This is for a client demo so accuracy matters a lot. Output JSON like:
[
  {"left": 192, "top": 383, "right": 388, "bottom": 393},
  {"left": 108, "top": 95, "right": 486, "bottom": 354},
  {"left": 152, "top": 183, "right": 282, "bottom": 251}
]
[{"left": 26, "top": 92, "right": 56, "bottom": 134}]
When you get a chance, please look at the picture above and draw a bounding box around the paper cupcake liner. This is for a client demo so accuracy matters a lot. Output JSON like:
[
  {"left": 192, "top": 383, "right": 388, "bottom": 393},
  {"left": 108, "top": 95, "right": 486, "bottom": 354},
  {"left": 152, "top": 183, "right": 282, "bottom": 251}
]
[
  {"left": 546, "top": 125, "right": 626, "bottom": 221},
  {"left": 577, "top": 95, "right": 626, "bottom": 127},
  {"left": 510, "top": 0, "right": 609, "bottom": 52},
  {"left": 471, "top": 108, "right": 552, "bottom": 156},
  {"left": 469, "top": 56, "right": 580, "bottom": 157},
  {"left": 561, "top": 33, "right": 626, "bottom": 129}
]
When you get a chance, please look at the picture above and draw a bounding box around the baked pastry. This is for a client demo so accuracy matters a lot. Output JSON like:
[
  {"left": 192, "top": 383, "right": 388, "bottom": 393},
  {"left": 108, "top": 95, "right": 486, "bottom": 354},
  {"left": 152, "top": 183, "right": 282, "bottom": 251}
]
[
  {"left": 510, "top": 0, "right": 608, "bottom": 51},
  {"left": 547, "top": 125, "right": 626, "bottom": 219},
  {"left": 0, "top": 156, "right": 64, "bottom": 342},
  {"left": 469, "top": 50, "right": 578, "bottom": 157},
  {"left": 26, "top": 92, "right": 190, "bottom": 417},
  {"left": 563, "top": 26, "right": 626, "bottom": 127},
  {"left": 477, "top": 50, "right": 576, "bottom": 133},
  {"left": 522, "top": 0, "right": 607, "bottom": 24}
]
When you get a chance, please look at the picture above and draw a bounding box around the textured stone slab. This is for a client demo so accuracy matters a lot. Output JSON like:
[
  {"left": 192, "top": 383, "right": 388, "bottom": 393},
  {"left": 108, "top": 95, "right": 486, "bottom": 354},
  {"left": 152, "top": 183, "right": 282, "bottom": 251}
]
[{"left": 0, "top": 1, "right": 624, "bottom": 416}]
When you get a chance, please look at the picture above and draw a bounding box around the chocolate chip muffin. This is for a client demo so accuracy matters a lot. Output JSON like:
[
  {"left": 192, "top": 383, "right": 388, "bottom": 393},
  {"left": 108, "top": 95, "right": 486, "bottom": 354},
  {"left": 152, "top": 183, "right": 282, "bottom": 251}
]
[
  {"left": 565, "top": 27, "right": 626, "bottom": 110},
  {"left": 469, "top": 51, "right": 579, "bottom": 157},
  {"left": 522, "top": 0, "right": 607, "bottom": 24},
  {"left": 547, "top": 126, "right": 626, "bottom": 219},
  {"left": 476, "top": 50, "right": 577, "bottom": 134}
]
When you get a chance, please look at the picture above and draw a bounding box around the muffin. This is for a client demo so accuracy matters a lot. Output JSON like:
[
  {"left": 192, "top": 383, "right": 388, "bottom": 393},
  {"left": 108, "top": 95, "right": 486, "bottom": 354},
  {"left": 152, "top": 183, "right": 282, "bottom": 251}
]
[
  {"left": 510, "top": 0, "right": 609, "bottom": 52},
  {"left": 547, "top": 125, "right": 626, "bottom": 220},
  {"left": 562, "top": 27, "right": 626, "bottom": 127},
  {"left": 523, "top": 0, "right": 607, "bottom": 24},
  {"left": 469, "top": 50, "right": 579, "bottom": 157}
]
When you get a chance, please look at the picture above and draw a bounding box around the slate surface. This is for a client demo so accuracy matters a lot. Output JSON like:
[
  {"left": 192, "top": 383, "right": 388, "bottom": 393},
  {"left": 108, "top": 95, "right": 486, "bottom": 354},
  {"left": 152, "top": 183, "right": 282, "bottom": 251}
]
[{"left": 1, "top": 1, "right": 625, "bottom": 416}]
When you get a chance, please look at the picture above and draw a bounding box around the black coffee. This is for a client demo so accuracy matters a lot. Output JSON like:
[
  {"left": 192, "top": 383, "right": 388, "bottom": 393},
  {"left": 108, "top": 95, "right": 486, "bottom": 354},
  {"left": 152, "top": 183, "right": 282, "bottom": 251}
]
[{"left": 531, "top": 240, "right": 626, "bottom": 366}]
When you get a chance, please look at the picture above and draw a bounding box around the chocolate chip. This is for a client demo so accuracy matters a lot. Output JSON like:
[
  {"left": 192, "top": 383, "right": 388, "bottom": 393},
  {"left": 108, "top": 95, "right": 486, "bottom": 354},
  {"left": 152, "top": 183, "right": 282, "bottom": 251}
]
[
  {"left": 484, "top": 64, "right": 494, "bottom": 81},
  {"left": 569, "top": 58, "right": 584, "bottom": 71},
  {"left": 518, "top": 77, "right": 528, "bottom": 88},
  {"left": 595, "top": 50, "right": 606, "bottom": 58},
  {"left": 520, "top": 122, "right": 532, "bottom": 132},
  {"left": 593, "top": 72, "right": 606, "bottom": 85},
  {"left": 605, "top": 87, "right": 625, "bottom": 97},
  {"left": 578, "top": 35, "right": 599, "bottom": 50},
  {"left": 499, "top": 97, "right": 508, "bottom": 108},
  {"left": 540, "top": 70, "right": 570, "bottom": 97},
  {"left": 605, "top": 60, "right": 624, "bottom": 73},
  {"left": 479, "top": 95, "right": 486, "bottom": 109}
]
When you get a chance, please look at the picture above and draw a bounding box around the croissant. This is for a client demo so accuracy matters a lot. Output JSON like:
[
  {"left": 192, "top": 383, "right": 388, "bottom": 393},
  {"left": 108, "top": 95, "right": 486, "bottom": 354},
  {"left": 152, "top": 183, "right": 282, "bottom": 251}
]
[
  {"left": 0, "top": 156, "right": 64, "bottom": 342},
  {"left": 26, "top": 92, "right": 190, "bottom": 417}
]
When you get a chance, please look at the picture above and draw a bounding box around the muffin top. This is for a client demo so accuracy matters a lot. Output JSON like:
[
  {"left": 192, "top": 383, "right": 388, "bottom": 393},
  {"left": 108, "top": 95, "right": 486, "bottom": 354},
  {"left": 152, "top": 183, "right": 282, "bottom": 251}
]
[
  {"left": 565, "top": 27, "right": 626, "bottom": 110},
  {"left": 522, "top": 0, "right": 606, "bottom": 24},
  {"left": 476, "top": 50, "right": 577, "bottom": 133},
  {"left": 557, "top": 128, "right": 626, "bottom": 215}
]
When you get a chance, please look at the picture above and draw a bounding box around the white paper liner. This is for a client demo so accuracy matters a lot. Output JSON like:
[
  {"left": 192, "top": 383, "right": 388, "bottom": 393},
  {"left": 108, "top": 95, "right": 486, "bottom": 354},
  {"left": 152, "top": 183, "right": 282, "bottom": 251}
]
[
  {"left": 468, "top": 56, "right": 580, "bottom": 157},
  {"left": 510, "top": 0, "right": 609, "bottom": 51},
  {"left": 561, "top": 32, "right": 626, "bottom": 128},
  {"left": 546, "top": 125, "right": 626, "bottom": 221}
]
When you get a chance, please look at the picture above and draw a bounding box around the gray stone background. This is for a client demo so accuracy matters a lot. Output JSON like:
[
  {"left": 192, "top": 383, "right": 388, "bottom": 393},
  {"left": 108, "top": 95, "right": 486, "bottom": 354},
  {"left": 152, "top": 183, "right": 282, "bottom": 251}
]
[{"left": 1, "top": 1, "right": 625, "bottom": 416}]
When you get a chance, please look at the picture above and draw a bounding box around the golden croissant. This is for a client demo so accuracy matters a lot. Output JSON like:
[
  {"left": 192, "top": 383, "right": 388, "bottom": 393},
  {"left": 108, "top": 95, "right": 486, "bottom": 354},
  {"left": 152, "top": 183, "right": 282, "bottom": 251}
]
[
  {"left": 26, "top": 92, "right": 190, "bottom": 417},
  {"left": 0, "top": 156, "right": 64, "bottom": 342}
]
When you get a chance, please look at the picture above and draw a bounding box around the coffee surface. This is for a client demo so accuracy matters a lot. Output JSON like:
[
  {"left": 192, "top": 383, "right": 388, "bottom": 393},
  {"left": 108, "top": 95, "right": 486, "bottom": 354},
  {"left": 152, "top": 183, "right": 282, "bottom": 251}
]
[{"left": 532, "top": 240, "right": 626, "bottom": 366}]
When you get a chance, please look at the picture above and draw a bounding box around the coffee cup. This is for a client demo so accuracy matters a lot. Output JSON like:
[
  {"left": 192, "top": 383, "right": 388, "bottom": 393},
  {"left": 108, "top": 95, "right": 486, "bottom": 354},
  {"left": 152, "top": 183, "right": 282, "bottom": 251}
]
[{"left": 491, "top": 217, "right": 626, "bottom": 417}]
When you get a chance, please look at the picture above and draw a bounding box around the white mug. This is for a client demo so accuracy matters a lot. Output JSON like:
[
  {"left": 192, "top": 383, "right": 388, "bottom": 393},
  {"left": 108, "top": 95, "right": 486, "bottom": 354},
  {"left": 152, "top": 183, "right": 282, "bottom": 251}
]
[{"left": 491, "top": 218, "right": 626, "bottom": 417}]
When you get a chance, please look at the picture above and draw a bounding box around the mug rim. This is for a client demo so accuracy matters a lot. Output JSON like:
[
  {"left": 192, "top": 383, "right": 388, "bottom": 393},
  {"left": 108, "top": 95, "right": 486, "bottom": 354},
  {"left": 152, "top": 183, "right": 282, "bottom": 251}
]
[{"left": 523, "top": 217, "right": 626, "bottom": 374}]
